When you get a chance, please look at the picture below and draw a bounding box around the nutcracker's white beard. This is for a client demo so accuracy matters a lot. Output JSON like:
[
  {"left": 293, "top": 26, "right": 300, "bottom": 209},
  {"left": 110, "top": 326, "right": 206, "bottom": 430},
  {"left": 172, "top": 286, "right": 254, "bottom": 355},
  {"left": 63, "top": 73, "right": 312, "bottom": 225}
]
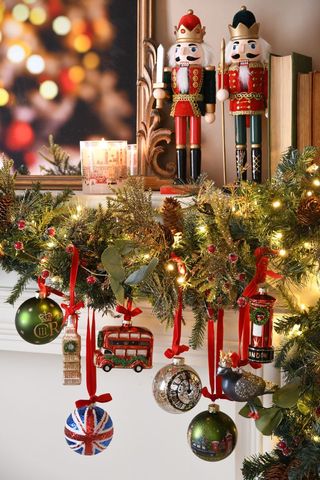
[
  {"left": 239, "top": 65, "right": 250, "bottom": 89},
  {"left": 176, "top": 67, "right": 189, "bottom": 93}
]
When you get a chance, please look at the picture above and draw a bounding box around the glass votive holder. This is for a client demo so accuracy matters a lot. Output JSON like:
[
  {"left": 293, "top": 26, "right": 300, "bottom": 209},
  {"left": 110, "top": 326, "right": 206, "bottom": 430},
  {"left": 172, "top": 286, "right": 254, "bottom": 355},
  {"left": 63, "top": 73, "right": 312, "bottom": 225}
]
[
  {"left": 127, "top": 144, "right": 138, "bottom": 176},
  {"left": 81, "top": 140, "right": 127, "bottom": 193}
]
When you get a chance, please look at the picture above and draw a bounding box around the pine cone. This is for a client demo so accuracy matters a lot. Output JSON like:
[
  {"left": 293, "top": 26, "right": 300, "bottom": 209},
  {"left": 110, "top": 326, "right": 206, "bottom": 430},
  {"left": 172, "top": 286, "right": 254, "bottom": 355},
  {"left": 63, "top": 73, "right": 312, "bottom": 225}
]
[
  {"left": 297, "top": 196, "right": 320, "bottom": 226},
  {"left": 0, "top": 194, "right": 13, "bottom": 228},
  {"left": 264, "top": 462, "right": 288, "bottom": 480},
  {"left": 161, "top": 197, "right": 184, "bottom": 234}
]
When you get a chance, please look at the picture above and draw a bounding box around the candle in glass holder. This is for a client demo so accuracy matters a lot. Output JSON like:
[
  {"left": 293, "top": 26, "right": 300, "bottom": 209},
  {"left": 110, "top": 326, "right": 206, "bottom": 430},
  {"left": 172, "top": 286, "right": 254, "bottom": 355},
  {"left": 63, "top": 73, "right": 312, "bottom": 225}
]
[
  {"left": 127, "top": 144, "right": 138, "bottom": 176},
  {"left": 80, "top": 140, "right": 127, "bottom": 193}
]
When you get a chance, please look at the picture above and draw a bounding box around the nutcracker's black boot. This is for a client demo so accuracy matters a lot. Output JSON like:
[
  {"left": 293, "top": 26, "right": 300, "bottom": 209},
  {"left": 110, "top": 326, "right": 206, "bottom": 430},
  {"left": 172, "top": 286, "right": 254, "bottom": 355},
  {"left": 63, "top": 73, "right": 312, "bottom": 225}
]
[
  {"left": 235, "top": 146, "right": 247, "bottom": 182},
  {"left": 175, "top": 148, "right": 187, "bottom": 184},
  {"left": 190, "top": 148, "right": 201, "bottom": 182},
  {"left": 251, "top": 146, "right": 262, "bottom": 183}
]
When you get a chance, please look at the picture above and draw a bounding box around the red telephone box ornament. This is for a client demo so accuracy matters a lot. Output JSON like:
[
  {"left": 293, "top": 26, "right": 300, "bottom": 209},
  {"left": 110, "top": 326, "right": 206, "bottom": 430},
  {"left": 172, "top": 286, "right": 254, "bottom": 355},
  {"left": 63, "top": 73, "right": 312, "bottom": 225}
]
[{"left": 248, "top": 288, "right": 276, "bottom": 363}]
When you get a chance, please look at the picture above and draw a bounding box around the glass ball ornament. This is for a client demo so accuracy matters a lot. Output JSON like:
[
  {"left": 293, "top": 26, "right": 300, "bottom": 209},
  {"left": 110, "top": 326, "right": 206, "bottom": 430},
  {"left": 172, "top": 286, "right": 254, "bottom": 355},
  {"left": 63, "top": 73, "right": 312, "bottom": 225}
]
[
  {"left": 187, "top": 404, "right": 237, "bottom": 461},
  {"left": 152, "top": 356, "right": 202, "bottom": 413},
  {"left": 65, "top": 405, "right": 114, "bottom": 455},
  {"left": 15, "top": 295, "right": 64, "bottom": 344}
]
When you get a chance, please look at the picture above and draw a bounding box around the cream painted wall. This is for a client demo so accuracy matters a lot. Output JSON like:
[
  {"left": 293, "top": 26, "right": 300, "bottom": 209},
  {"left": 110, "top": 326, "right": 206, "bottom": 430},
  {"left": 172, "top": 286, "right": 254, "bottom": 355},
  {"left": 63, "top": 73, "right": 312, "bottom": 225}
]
[{"left": 154, "top": 0, "right": 320, "bottom": 185}]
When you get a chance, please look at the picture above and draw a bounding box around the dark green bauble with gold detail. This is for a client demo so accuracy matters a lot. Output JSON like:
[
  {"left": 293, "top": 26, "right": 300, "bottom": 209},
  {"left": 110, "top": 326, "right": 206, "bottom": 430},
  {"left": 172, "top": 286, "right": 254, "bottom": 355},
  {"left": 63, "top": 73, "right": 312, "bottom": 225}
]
[
  {"left": 187, "top": 404, "right": 237, "bottom": 461},
  {"left": 15, "top": 296, "right": 64, "bottom": 344}
]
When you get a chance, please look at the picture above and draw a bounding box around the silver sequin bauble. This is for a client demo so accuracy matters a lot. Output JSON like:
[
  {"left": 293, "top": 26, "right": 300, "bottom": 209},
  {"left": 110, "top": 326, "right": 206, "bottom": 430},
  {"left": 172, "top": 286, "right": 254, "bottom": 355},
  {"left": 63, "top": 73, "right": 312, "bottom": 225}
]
[{"left": 152, "top": 357, "right": 202, "bottom": 413}]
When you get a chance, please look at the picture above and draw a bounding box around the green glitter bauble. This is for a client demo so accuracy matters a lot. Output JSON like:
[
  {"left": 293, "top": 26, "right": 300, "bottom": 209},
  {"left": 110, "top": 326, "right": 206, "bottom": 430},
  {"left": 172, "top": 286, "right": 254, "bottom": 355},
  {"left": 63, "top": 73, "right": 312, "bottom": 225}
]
[
  {"left": 187, "top": 405, "right": 237, "bottom": 461},
  {"left": 15, "top": 296, "right": 64, "bottom": 345}
]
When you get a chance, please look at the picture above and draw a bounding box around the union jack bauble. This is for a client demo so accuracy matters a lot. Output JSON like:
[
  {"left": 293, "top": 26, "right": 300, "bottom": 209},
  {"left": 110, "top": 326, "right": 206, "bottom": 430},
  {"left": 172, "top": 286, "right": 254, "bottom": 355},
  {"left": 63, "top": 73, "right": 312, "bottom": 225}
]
[{"left": 64, "top": 405, "right": 113, "bottom": 455}]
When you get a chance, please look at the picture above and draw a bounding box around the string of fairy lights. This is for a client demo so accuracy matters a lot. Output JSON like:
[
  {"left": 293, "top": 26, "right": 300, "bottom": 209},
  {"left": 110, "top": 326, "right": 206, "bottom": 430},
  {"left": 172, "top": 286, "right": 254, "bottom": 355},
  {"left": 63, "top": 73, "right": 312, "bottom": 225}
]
[{"left": 0, "top": 0, "right": 110, "bottom": 106}]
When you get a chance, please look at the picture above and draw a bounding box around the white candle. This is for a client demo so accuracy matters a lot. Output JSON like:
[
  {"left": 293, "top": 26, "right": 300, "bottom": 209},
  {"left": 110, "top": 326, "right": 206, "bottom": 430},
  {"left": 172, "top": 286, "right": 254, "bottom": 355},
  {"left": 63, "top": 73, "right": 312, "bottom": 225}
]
[
  {"left": 80, "top": 140, "right": 127, "bottom": 194},
  {"left": 156, "top": 44, "right": 164, "bottom": 83},
  {"left": 127, "top": 144, "right": 138, "bottom": 176}
]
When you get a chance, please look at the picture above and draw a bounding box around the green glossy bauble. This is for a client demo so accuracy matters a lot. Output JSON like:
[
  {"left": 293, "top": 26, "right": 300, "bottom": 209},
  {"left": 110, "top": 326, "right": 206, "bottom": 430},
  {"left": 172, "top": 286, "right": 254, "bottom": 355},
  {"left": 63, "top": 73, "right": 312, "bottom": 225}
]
[
  {"left": 187, "top": 404, "right": 237, "bottom": 462},
  {"left": 15, "top": 296, "right": 64, "bottom": 344}
]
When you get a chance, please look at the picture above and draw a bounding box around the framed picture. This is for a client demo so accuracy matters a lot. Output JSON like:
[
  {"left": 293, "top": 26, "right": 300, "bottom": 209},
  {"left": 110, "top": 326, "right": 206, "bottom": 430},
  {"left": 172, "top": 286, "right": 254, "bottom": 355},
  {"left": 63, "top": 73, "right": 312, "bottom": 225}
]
[{"left": 0, "top": 0, "right": 157, "bottom": 189}]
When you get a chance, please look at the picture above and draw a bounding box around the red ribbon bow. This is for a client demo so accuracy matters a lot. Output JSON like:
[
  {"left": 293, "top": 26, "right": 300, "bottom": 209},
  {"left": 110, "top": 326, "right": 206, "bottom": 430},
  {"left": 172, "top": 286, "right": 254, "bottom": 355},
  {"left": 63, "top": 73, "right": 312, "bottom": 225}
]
[
  {"left": 61, "top": 245, "right": 84, "bottom": 325},
  {"left": 237, "top": 247, "right": 282, "bottom": 368},
  {"left": 75, "top": 310, "right": 112, "bottom": 409},
  {"left": 116, "top": 299, "right": 142, "bottom": 322},
  {"left": 37, "top": 276, "right": 64, "bottom": 299}
]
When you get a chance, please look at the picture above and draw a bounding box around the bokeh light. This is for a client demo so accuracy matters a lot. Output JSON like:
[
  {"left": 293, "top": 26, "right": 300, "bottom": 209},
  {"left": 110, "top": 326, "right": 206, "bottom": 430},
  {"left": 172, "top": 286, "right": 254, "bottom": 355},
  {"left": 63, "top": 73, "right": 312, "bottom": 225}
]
[
  {"left": 0, "top": 88, "right": 9, "bottom": 106},
  {"left": 26, "top": 54, "right": 45, "bottom": 74},
  {"left": 52, "top": 16, "right": 71, "bottom": 36},
  {"left": 7, "top": 44, "right": 27, "bottom": 63},
  {"left": 39, "top": 80, "right": 58, "bottom": 100},
  {"left": 29, "top": 6, "right": 47, "bottom": 25},
  {"left": 69, "top": 66, "right": 85, "bottom": 83},
  {"left": 12, "top": 4, "right": 30, "bottom": 22},
  {"left": 83, "top": 52, "right": 100, "bottom": 69},
  {"left": 74, "top": 34, "right": 91, "bottom": 53}
]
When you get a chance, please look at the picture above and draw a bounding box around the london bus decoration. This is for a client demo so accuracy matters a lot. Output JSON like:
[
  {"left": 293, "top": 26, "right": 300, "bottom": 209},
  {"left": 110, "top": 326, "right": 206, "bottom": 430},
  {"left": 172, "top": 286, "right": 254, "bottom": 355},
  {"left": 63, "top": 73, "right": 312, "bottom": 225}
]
[{"left": 95, "top": 324, "right": 153, "bottom": 373}]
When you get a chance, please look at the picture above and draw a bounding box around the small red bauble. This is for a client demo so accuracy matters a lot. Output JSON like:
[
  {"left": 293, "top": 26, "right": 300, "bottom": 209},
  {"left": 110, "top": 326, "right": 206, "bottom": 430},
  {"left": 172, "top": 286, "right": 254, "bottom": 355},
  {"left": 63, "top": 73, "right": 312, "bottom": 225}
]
[
  {"left": 17, "top": 219, "right": 26, "bottom": 230},
  {"left": 66, "top": 244, "right": 74, "bottom": 254},
  {"left": 207, "top": 244, "right": 216, "bottom": 254},
  {"left": 14, "top": 241, "right": 24, "bottom": 251},
  {"left": 277, "top": 440, "right": 286, "bottom": 450},
  {"left": 47, "top": 226, "right": 56, "bottom": 237},
  {"left": 41, "top": 270, "right": 50, "bottom": 279},
  {"left": 238, "top": 273, "right": 246, "bottom": 281},
  {"left": 228, "top": 253, "right": 238, "bottom": 263},
  {"left": 86, "top": 275, "right": 97, "bottom": 285},
  {"left": 237, "top": 296, "right": 247, "bottom": 307}
]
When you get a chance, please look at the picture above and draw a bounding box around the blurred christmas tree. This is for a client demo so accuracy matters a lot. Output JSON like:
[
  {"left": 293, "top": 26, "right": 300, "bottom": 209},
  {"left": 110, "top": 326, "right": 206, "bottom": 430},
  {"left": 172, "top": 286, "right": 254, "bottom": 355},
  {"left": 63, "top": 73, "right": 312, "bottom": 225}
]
[{"left": 0, "top": 0, "right": 136, "bottom": 172}]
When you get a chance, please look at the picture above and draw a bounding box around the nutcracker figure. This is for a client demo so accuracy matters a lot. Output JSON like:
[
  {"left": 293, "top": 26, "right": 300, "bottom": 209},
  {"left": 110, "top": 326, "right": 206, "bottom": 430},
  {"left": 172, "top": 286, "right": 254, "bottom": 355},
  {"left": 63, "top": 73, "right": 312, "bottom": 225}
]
[
  {"left": 248, "top": 288, "right": 276, "bottom": 363},
  {"left": 217, "top": 6, "right": 271, "bottom": 183},
  {"left": 153, "top": 10, "right": 216, "bottom": 183}
]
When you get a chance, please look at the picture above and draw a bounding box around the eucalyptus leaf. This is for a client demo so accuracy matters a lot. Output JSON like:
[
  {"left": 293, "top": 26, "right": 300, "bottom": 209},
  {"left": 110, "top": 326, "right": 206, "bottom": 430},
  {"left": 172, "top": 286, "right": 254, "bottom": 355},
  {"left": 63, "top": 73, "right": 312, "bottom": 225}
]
[
  {"left": 125, "top": 258, "right": 159, "bottom": 286},
  {"left": 272, "top": 379, "right": 301, "bottom": 408},
  {"left": 101, "top": 246, "right": 125, "bottom": 282},
  {"left": 114, "top": 239, "right": 137, "bottom": 255},
  {"left": 110, "top": 278, "right": 124, "bottom": 304},
  {"left": 239, "top": 398, "right": 263, "bottom": 418},
  {"left": 255, "top": 407, "right": 283, "bottom": 436}
]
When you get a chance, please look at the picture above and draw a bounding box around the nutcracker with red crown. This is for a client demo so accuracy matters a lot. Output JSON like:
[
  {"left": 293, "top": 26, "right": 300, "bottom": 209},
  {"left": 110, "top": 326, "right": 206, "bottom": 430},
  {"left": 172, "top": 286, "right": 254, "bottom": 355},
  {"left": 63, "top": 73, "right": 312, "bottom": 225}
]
[
  {"left": 248, "top": 288, "right": 276, "bottom": 363},
  {"left": 217, "top": 6, "right": 270, "bottom": 183},
  {"left": 153, "top": 10, "right": 216, "bottom": 183}
]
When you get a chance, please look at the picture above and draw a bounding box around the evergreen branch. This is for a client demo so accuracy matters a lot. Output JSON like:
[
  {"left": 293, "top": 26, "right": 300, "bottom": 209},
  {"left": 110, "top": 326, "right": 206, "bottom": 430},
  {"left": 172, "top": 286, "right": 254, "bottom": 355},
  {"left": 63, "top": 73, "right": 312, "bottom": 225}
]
[
  {"left": 6, "top": 272, "right": 34, "bottom": 305},
  {"left": 39, "top": 135, "right": 81, "bottom": 175},
  {"left": 242, "top": 451, "right": 279, "bottom": 480}
]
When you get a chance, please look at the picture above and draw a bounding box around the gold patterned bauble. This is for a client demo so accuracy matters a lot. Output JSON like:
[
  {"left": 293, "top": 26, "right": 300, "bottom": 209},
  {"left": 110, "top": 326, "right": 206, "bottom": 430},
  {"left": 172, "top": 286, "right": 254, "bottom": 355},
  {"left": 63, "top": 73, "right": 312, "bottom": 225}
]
[{"left": 296, "top": 196, "right": 320, "bottom": 226}]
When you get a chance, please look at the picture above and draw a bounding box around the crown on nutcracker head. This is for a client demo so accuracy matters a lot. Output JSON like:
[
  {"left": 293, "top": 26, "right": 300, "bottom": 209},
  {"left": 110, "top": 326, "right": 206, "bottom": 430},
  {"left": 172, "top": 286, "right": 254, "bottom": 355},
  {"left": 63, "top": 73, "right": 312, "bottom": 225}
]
[
  {"left": 174, "top": 9, "right": 206, "bottom": 43},
  {"left": 228, "top": 6, "right": 260, "bottom": 41}
]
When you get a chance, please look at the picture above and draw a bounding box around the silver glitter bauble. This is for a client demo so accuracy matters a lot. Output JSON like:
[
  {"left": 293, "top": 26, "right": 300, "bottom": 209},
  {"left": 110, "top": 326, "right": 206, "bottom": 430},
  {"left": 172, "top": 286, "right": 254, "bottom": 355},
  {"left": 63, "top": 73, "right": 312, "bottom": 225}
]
[{"left": 152, "top": 357, "right": 202, "bottom": 413}]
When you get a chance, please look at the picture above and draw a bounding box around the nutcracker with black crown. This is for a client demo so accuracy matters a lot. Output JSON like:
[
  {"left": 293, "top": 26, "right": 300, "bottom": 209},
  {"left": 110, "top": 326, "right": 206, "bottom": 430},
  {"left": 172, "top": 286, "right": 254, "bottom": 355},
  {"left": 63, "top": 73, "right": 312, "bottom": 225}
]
[
  {"left": 153, "top": 9, "right": 216, "bottom": 183},
  {"left": 217, "top": 6, "right": 271, "bottom": 183}
]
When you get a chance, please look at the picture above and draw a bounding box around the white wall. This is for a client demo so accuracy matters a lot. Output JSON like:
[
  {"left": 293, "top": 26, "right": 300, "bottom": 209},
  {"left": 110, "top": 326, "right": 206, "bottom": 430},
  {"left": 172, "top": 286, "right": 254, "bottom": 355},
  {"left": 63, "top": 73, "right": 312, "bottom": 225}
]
[{"left": 154, "top": 0, "right": 320, "bottom": 185}]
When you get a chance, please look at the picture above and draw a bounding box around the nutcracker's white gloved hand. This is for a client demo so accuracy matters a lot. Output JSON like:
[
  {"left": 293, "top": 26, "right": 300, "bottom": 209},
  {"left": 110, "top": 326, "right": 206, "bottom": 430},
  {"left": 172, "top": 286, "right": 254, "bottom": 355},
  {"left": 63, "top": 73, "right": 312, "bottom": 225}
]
[
  {"left": 153, "top": 88, "right": 166, "bottom": 100},
  {"left": 205, "top": 112, "right": 215, "bottom": 124},
  {"left": 216, "top": 88, "right": 229, "bottom": 102}
]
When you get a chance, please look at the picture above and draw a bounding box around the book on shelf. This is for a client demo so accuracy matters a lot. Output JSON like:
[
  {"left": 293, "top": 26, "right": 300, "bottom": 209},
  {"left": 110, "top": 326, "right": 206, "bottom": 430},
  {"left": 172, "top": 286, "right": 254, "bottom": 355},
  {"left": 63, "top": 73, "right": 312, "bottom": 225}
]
[
  {"left": 297, "top": 71, "right": 313, "bottom": 150},
  {"left": 268, "top": 52, "right": 312, "bottom": 175},
  {"left": 312, "top": 71, "right": 320, "bottom": 148}
]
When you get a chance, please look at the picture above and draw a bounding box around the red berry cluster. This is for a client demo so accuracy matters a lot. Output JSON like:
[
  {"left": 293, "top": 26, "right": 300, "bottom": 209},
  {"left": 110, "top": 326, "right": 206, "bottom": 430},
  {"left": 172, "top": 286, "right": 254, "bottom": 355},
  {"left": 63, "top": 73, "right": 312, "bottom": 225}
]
[{"left": 277, "top": 440, "right": 292, "bottom": 456}]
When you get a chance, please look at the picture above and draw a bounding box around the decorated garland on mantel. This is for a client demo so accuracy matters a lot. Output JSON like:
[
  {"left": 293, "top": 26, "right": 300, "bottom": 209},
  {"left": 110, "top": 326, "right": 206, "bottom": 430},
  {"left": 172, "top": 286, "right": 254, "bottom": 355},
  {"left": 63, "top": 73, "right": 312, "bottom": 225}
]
[{"left": 0, "top": 147, "right": 320, "bottom": 477}]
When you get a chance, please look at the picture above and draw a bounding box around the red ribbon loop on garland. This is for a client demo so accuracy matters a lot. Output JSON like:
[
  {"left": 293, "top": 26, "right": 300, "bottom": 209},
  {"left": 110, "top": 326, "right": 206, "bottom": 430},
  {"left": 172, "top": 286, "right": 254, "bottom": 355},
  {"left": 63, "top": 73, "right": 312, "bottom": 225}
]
[
  {"left": 164, "top": 254, "right": 189, "bottom": 358},
  {"left": 116, "top": 299, "right": 142, "bottom": 322},
  {"left": 76, "top": 309, "right": 112, "bottom": 408},
  {"left": 237, "top": 247, "right": 282, "bottom": 368},
  {"left": 201, "top": 307, "right": 228, "bottom": 401},
  {"left": 61, "top": 245, "right": 84, "bottom": 325},
  {"left": 164, "top": 284, "right": 189, "bottom": 359}
]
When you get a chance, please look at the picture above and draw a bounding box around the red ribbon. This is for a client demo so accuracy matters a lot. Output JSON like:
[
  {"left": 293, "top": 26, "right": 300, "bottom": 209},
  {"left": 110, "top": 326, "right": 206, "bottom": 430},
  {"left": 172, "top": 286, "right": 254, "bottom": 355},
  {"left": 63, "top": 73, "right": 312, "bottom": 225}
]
[
  {"left": 202, "top": 307, "right": 228, "bottom": 401},
  {"left": 75, "top": 309, "right": 112, "bottom": 408},
  {"left": 164, "top": 253, "right": 189, "bottom": 359},
  {"left": 61, "top": 245, "right": 84, "bottom": 325},
  {"left": 164, "top": 287, "right": 189, "bottom": 358},
  {"left": 116, "top": 299, "right": 142, "bottom": 322},
  {"left": 37, "top": 276, "right": 64, "bottom": 299},
  {"left": 237, "top": 247, "right": 282, "bottom": 368}
]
